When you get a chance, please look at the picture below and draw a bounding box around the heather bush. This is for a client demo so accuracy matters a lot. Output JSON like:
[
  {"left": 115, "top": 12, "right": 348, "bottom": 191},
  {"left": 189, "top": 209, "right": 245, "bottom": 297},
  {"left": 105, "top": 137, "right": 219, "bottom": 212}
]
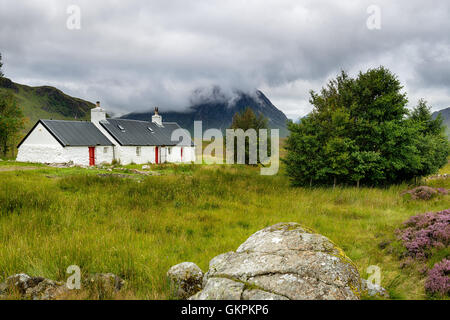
[
  {"left": 396, "top": 209, "right": 450, "bottom": 259},
  {"left": 425, "top": 259, "right": 450, "bottom": 297}
]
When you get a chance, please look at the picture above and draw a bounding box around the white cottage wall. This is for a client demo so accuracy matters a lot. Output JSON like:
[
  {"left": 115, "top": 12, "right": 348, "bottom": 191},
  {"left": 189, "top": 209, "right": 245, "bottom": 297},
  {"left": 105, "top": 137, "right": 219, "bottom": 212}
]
[
  {"left": 165, "top": 146, "right": 196, "bottom": 163},
  {"left": 115, "top": 146, "right": 156, "bottom": 165},
  {"left": 95, "top": 146, "right": 115, "bottom": 165},
  {"left": 16, "top": 123, "right": 65, "bottom": 163},
  {"left": 63, "top": 147, "right": 90, "bottom": 166}
]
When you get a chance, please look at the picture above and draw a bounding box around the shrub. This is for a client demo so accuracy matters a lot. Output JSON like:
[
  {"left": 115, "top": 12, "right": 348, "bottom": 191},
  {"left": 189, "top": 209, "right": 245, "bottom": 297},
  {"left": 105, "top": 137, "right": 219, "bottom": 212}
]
[
  {"left": 396, "top": 209, "right": 450, "bottom": 259},
  {"left": 284, "top": 68, "right": 449, "bottom": 187},
  {"left": 425, "top": 259, "right": 449, "bottom": 297}
]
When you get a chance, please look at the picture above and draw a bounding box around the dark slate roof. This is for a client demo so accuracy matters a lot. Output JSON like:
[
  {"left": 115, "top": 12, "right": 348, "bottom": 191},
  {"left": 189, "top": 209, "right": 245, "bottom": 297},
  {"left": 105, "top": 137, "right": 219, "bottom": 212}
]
[
  {"left": 99, "top": 119, "right": 193, "bottom": 146},
  {"left": 18, "top": 120, "right": 115, "bottom": 148}
]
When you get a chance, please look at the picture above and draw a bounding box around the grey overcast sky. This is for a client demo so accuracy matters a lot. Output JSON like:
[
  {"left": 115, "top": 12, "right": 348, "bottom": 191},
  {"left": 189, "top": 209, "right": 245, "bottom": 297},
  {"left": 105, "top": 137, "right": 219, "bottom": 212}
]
[{"left": 0, "top": 0, "right": 449, "bottom": 119}]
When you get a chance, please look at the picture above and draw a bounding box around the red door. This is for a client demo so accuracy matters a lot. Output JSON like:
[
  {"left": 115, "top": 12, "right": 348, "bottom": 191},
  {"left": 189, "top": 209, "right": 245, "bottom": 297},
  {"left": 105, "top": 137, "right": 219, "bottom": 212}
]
[
  {"left": 181, "top": 147, "right": 183, "bottom": 162},
  {"left": 155, "top": 147, "right": 159, "bottom": 164},
  {"left": 89, "top": 147, "right": 95, "bottom": 166}
]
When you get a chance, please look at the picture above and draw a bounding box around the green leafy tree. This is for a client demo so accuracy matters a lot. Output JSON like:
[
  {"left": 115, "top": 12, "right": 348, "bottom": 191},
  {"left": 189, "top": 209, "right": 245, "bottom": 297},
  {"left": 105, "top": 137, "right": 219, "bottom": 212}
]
[
  {"left": 0, "top": 92, "right": 25, "bottom": 157},
  {"left": 229, "top": 107, "right": 270, "bottom": 164},
  {"left": 408, "top": 99, "right": 449, "bottom": 180},
  {"left": 284, "top": 67, "right": 449, "bottom": 187}
]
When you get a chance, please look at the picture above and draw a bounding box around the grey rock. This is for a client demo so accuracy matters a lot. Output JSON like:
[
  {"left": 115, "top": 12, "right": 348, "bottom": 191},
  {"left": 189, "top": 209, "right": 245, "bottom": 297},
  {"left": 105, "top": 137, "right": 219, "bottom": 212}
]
[
  {"left": 242, "top": 289, "right": 288, "bottom": 300},
  {"left": 189, "top": 277, "right": 244, "bottom": 300},
  {"left": 25, "top": 279, "right": 68, "bottom": 300},
  {"left": 1, "top": 273, "right": 67, "bottom": 300},
  {"left": 191, "top": 222, "right": 362, "bottom": 300},
  {"left": 0, "top": 281, "right": 7, "bottom": 295},
  {"left": 1, "top": 272, "right": 124, "bottom": 300},
  {"left": 5, "top": 273, "right": 44, "bottom": 294},
  {"left": 167, "top": 262, "right": 204, "bottom": 299},
  {"left": 85, "top": 273, "right": 125, "bottom": 292}
]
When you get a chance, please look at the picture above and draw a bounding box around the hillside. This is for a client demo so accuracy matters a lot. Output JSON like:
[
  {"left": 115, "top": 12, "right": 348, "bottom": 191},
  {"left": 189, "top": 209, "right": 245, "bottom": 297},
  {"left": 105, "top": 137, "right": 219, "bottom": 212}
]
[
  {"left": 432, "top": 107, "right": 450, "bottom": 135},
  {"left": 121, "top": 89, "right": 290, "bottom": 137},
  {"left": 0, "top": 77, "right": 94, "bottom": 131}
]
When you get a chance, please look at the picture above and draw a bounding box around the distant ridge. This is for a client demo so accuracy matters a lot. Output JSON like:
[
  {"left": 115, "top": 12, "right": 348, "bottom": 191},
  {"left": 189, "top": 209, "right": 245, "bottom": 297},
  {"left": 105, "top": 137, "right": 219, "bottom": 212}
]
[
  {"left": 121, "top": 89, "right": 289, "bottom": 137},
  {"left": 0, "top": 77, "right": 94, "bottom": 131},
  {"left": 432, "top": 107, "right": 450, "bottom": 136}
]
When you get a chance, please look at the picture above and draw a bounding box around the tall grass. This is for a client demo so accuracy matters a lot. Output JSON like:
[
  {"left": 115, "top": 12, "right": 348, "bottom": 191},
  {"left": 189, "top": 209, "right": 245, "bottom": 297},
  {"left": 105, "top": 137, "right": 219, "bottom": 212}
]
[{"left": 0, "top": 163, "right": 449, "bottom": 299}]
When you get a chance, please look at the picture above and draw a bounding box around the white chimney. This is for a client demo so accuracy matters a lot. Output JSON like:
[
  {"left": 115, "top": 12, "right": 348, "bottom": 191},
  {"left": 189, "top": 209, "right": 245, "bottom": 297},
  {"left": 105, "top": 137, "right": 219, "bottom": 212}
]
[
  {"left": 152, "top": 107, "right": 163, "bottom": 126},
  {"left": 91, "top": 101, "right": 106, "bottom": 123}
]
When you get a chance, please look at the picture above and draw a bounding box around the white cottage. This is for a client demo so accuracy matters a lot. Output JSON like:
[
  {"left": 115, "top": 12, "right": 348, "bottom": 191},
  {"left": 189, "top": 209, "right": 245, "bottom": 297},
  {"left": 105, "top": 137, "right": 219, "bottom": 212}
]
[{"left": 16, "top": 102, "right": 195, "bottom": 166}]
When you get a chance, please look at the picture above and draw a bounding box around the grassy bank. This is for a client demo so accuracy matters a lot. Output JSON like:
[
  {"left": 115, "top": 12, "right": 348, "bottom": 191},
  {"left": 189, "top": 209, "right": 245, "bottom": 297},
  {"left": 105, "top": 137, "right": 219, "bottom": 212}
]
[{"left": 0, "top": 160, "right": 449, "bottom": 299}]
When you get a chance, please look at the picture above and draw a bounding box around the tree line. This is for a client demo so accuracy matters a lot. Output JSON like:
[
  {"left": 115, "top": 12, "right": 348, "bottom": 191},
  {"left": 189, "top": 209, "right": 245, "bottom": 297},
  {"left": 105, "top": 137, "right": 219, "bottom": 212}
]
[
  {"left": 284, "top": 67, "right": 449, "bottom": 187},
  {"left": 0, "top": 53, "right": 26, "bottom": 157}
]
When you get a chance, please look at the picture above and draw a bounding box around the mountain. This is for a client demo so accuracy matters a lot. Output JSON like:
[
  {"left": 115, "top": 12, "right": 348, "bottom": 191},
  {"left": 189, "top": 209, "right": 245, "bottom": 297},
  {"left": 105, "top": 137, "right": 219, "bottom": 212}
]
[
  {"left": 432, "top": 107, "right": 450, "bottom": 136},
  {"left": 121, "top": 89, "right": 289, "bottom": 137},
  {"left": 0, "top": 77, "right": 94, "bottom": 132},
  {"left": 0, "top": 78, "right": 290, "bottom": 137}
]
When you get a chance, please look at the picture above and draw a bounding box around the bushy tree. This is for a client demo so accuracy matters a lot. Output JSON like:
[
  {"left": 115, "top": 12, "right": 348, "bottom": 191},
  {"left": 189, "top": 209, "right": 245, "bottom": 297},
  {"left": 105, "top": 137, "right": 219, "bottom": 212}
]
[
  {"left": 0, "top": 92, "right": 25, "bottom": 156},
  {"left": 229, "top": 107, "right": 270, "bottom": 164},
  {"left": 408, "top": 99, "right": 449, "bottom": 179},
  {"left": 284, "top": 67, "right": 449, "bottom": 187}
]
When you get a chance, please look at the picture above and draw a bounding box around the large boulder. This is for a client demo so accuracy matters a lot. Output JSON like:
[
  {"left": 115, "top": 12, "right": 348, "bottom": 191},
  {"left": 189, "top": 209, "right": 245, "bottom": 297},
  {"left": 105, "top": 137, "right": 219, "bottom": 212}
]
[
  {"left": 189, "top": 222, "right": 362, "bottom": 300},
  {"left": 167, "top": 262, "right": 204, "bottom": 299}
]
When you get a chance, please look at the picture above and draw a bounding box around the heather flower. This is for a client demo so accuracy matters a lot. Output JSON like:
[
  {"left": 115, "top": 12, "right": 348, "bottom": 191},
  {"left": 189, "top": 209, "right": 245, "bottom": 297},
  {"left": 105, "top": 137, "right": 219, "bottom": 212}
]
[
  {"left": 396, "top": 209, "right": 450, "bottom": 259},
  {"left": 425, "top": 259, "right": 450, "bottom": 297}
]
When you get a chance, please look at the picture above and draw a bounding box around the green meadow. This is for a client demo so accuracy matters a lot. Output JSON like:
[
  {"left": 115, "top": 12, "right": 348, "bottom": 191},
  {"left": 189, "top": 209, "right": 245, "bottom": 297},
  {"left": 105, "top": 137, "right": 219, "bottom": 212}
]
[{"left": 0, "top": 159, "right": 449, "bottom": 299}]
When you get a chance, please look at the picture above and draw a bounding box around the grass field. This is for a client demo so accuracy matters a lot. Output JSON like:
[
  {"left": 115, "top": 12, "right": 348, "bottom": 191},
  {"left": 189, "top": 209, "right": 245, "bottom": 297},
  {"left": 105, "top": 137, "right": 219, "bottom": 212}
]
[{"left": 0, "top": 159, "right": 449, "bottom": 299}]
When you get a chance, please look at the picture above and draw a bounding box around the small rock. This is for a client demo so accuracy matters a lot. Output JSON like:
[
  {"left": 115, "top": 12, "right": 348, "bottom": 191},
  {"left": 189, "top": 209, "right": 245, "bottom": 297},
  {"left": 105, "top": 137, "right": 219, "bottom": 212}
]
[
  {"left": 130, "top": 169, "right": 149, "bottom": 175},
  {"left": 25, "top": 279, "right": 67, "bottom": 300},
  {"left": 0, "top": 281, "right": 7, "bottom": 295},
  {"left": 167, "top": 262, "right": 204, "bottom": 299},
  {"left": 85, "top": 273, "right": 125, "bottom": 292},
  {"left": 5, "top": 273, "right": 44, "bottom": 294},
  {"left": 142, "top": 165, "right": 150, "bottom": 170}
]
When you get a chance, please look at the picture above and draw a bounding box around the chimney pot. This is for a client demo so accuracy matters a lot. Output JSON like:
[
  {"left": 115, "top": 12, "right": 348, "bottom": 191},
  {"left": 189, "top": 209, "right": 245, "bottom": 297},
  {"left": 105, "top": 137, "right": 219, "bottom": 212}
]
[{"left": 152, "top": 107, "right": 163, "bottom": 126}]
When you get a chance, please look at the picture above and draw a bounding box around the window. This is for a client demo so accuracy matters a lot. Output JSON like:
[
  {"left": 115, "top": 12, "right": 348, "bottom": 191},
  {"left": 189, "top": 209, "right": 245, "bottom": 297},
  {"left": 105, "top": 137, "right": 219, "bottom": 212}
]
[
  {"left": 103, "top": 147, "right": 108, "bottom": 154},
  {"left": 117, "top": 124, "right": 125, "bottom": 132},
  {"left": 136, "top": 147, "right": 141, "bottom": 156},
  {"left": 147, "top": 127, "right": 154, "bottom": 133},
  {"left": 168, "top": 147, "right": 172, "bottom": 155}
]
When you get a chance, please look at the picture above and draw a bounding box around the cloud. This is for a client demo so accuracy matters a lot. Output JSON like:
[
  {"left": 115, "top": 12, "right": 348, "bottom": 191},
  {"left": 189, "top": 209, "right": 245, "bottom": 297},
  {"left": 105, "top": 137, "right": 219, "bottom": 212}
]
[{"left": 1, "top": 0, "right": 449, "bottom": 118}]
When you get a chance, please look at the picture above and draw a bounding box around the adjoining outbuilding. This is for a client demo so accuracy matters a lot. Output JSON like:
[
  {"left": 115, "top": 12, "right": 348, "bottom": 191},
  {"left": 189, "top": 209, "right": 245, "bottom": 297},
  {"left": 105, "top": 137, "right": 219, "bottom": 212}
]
[{"left": 16, "top": 102, "right": 195, "bottom": 166}]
